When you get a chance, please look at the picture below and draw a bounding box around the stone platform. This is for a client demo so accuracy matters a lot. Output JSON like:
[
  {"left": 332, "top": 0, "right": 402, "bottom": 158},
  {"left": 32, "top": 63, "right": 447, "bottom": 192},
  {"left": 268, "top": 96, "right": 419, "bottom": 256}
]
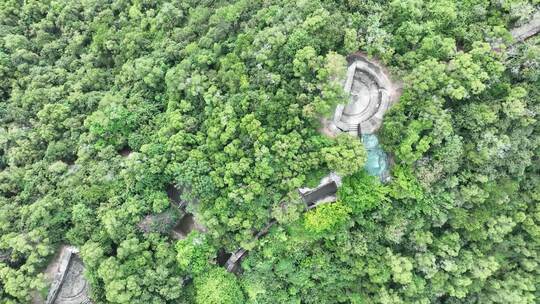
[
  {"left": 45, "top": 247, "right": 91, "bottom": 304},
  {"left": 511, "top": 12, "right": 540, "bottom": 42},
  {"left": 331, "top": 54, "right": 399, "bottom": 136}
]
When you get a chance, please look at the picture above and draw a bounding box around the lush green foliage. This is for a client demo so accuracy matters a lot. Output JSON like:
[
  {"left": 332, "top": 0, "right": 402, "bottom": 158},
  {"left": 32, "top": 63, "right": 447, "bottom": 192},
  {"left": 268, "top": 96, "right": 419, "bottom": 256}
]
[
  {"left": 0, "top": 0, "right": 538, "bottom": 303},
  {"left": 194, "top": 268, "right": 244, "bottom": 304},
  {"left": 176, "top": 232, "right": 215, "bottom": 276},
  {"left": 304, "top": 201, "right": 352, "bottom": 235}
]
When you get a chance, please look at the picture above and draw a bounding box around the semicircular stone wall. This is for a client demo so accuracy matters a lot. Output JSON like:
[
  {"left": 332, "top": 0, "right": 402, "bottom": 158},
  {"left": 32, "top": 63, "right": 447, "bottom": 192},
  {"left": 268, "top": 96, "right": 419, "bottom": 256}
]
[
  {"left": 332, "top": 55, "right": 395, "bottom": 135},
  {"left": 54, "top": 255, "right": 90, "bottom": 304},
  {"left": 45, "top": 247, "right": 92, "bottom": 304}
]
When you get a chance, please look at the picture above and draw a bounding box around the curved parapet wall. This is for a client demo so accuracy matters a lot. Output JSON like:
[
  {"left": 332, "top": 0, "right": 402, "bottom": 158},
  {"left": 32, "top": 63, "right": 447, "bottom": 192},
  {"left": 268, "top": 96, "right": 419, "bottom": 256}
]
[
  {"left": 510, "top": 12, "right": 540, "bottom": 43},
  {"left": 332, "top": 54, "right": 398, "bottom": 135},
  {"left": 45, "top": 247, "right": 92, "bottom": 304}
]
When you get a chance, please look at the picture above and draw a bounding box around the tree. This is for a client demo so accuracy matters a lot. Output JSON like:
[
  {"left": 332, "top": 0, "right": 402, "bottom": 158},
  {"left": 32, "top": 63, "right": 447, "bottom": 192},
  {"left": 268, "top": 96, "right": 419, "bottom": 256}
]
[
  {"left": 194, "top": 268, "right": 244, "bottom": 304},
  {"left": 176, "top": 232, "right": 215, "bottom": 276},
  {"left": 0, "top": 1, "right": 538, "bottom": 303},
  {"left": 321, "top": 134, "right": 366, "bottom": 176},
  {"left": 304, "top": 201, "right": 352, "bottom": 235}
]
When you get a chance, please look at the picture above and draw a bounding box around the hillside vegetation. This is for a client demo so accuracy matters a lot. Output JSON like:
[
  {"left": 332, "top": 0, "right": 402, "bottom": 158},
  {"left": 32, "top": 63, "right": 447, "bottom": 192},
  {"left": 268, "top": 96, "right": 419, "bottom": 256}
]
[{"left": 0, "top": 1, "right": 538, "bottom": 303}]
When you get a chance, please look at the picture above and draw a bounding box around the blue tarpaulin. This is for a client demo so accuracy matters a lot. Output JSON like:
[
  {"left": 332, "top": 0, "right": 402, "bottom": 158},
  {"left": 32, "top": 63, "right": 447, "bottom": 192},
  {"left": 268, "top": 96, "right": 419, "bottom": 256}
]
[{"left": 361, "top": 134, "right": 390, "bottom": 182}]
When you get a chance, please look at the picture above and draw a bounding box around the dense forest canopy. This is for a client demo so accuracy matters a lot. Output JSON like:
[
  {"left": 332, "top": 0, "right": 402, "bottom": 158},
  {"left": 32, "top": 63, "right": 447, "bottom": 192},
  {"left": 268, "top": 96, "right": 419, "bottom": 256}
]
[{"left": 0, "top": 0, "right": 538, "bottom": 303}]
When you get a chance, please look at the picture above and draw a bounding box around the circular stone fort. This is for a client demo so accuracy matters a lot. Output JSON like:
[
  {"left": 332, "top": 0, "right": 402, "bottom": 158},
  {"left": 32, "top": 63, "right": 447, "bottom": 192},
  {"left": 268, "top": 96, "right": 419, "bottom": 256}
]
[
  {"left": 330, "top": 54, "right": 398, "bottom": 136},
  {"left": 44, "top": 247, "right": 92, "bottom": 304}
]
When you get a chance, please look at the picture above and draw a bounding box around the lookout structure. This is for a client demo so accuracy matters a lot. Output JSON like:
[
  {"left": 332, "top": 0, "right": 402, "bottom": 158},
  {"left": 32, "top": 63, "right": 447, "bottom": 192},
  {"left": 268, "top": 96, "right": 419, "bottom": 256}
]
[
  {"left": 510, "top": 12, "right": 540, "bottom": 43},
  {"left": 45, "top": 247, "right": 92, "bottom": 304},
  {"left": 330, "top": 54, "right": 400, "bottom": 136}
]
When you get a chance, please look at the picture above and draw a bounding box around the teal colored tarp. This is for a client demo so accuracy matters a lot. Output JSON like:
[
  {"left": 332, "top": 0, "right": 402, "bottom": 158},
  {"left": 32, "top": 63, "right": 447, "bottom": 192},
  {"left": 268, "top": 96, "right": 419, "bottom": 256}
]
[{"left": 361, "top": 134, "right": 390, "bottom": 182}]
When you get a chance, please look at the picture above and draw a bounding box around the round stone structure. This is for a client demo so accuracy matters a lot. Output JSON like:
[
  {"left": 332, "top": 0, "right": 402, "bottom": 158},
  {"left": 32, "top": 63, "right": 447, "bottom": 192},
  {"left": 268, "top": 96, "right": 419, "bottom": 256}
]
[
  {"left": 54, "top": 255, "right": 90, "bottom": 304},
  {"left": 45, "top": 247, "right": 92, "bottom": 304},
  {"left": 331, "top": 54, "right": 396, "bottom": 135}
]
